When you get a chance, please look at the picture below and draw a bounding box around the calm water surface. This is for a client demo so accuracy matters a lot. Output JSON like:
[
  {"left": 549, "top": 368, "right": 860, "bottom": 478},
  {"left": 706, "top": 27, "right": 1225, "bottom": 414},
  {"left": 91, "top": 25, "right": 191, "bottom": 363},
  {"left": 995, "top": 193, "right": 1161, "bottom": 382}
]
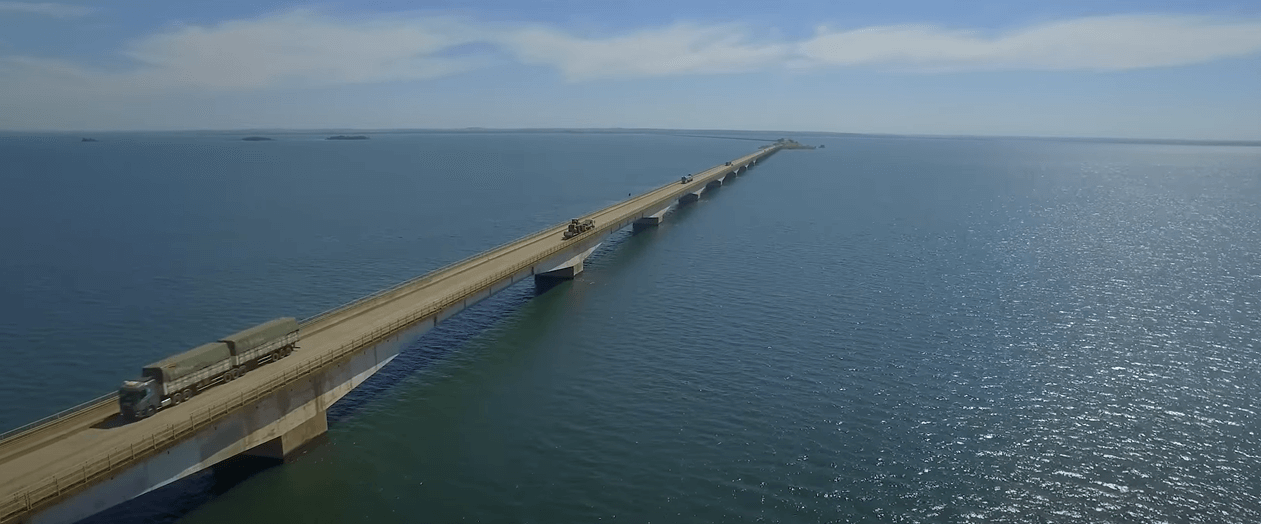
[{"left": 1, "top": 132, "right": 1259, "bottom": 522}]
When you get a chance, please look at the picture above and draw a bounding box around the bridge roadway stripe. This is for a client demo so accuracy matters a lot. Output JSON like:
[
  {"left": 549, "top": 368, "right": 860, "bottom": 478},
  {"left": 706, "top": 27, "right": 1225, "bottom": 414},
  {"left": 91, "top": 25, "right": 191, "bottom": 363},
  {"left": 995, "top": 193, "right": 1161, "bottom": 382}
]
[{"left": 0, "top": 147, "right": 777, "bottom": 509}]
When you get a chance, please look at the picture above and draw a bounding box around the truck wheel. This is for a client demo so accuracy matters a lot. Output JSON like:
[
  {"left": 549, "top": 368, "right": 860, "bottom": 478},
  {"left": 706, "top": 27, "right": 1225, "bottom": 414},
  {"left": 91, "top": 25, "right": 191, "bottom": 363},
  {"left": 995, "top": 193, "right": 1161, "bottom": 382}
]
[
  {"left": 172, "top": 391, "right": 184, "bottom": 404},
  {"left": 144, "top": 406, "right": 156, "bottom": 418},
  {"left": 183, "top": 388, "right": 194, "bottom": 400}
]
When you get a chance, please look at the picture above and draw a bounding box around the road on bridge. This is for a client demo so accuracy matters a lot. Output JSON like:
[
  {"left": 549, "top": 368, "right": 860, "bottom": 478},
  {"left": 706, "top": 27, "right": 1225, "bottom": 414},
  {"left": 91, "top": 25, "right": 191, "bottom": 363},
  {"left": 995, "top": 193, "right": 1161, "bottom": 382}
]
[{"left": 0, "top": 146, "right": 779, "bottom": 519}]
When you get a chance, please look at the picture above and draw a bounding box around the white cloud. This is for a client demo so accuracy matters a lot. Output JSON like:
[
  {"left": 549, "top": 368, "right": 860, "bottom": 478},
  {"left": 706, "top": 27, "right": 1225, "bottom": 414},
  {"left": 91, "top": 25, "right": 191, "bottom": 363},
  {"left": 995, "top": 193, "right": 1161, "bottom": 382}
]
[
  {"left": 798, "top": 15, "right": 1261, "bottom": 71},
  {"left": 119, "top": 10, "right": 487, "bottom": 90},
  {"left": 498, "top": 23, "right": 788, "bottom": 80},
  {"left": 2, "top": 9, "right": 1261, "bottom": 103},
  {"left": 0, "top": 1, "right": 96, "bottom": 17}
]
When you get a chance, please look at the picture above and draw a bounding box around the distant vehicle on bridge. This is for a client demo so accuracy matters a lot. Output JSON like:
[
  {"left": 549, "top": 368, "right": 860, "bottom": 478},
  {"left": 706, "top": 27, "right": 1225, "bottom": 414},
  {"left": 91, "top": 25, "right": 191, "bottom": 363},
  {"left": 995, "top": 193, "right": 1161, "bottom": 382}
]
[
  {"left": 562, "top": 219, "right": 595, "bottom": 240},
  {"left": 681, "top": 174, "right": 694, "bottom": 184},
  {"left": 118, "top": 318, "right": 300, "bottom": 420}
]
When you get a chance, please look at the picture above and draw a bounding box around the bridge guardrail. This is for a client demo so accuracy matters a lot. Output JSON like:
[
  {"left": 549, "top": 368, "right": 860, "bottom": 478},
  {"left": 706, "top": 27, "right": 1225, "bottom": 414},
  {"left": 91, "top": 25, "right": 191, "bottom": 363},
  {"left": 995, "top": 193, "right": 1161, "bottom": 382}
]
[
  {"left": 0, "top": 393, "right": 116, "bottom": 447},
  {"left": 0, "top": 169, "right": 681, "bottom": 456},
  {"left": 298, "top": 218, "right": 573, "bottom": 325},
  {"left": 296, "top": 164, "right": 707, "bottom": 330},
  {"left": 0, "top": 221, "right": 578, "bottom": 451},
  {"left": 0, "top": 148, "right": 769, "bottom": 451},
  {"left": 296, "top": 146, "right": 777, "bottom": 329},
  {"left": 0, "top": 146, "right": 778, "bottom": 524},
  {"left": 0, "top": 224, "right": 605, "bottom": 522}
]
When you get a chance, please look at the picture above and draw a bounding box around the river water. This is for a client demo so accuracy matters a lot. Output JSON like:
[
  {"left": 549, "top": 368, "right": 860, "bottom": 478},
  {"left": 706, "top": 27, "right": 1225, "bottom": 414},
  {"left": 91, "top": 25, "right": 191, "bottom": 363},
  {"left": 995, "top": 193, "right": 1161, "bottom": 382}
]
[{"left": 1, "top": 131, "right": 1259, "bottom": 522}]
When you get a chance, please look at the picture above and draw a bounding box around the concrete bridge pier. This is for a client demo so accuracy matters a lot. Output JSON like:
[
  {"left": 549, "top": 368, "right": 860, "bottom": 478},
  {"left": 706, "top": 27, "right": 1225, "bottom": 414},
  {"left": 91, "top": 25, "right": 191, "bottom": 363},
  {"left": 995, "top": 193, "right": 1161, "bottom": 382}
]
[
  {"left": 535, "top": 243, "right": 601, "bottom": 282},
  {"left": 633, "top": 204, "right": 672, "bottom": 232},
  {"left": 241, "top": 409, "right": 328, "bottom": 461},
  {"left": 678, "top": 187, "right": 704, "bottom": 204},
  {"left": 22, "top": 340, "right": 407, "bottom": 524}
]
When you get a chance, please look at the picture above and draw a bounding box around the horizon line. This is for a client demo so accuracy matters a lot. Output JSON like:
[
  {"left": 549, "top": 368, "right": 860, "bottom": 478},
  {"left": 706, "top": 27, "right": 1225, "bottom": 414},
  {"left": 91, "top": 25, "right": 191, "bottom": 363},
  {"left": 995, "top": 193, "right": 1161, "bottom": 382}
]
[{"left": 2, "top": 127, "right": 1259, "bottom": 147}]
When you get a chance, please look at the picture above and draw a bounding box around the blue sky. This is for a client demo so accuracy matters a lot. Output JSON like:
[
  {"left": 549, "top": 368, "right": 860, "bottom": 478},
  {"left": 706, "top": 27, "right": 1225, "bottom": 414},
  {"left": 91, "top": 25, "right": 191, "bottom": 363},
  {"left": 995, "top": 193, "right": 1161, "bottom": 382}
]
[{"left": 1, "top": 0, "right": 1260, "bottom": 139}]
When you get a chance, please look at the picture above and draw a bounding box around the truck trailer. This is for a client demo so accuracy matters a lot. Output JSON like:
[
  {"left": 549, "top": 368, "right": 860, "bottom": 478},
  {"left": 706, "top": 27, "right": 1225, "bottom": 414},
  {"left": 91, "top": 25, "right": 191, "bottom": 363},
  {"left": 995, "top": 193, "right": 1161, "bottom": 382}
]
[{"left": 119, "top": 317, "right": 300, "bottom": 420}]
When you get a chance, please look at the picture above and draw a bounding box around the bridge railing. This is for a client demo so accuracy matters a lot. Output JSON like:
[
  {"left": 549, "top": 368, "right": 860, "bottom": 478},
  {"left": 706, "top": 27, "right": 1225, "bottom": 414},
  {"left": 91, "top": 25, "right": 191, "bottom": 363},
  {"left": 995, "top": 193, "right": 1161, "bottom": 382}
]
[
  {"left": 0, "top": 146, "right": 779, "bottom": 524},
  {"left": 288, "top": 156, "right": 721, "bottom": 332},
  {"left": 0, "top": 147, "right": 771, "bottom": 450},
  {"left": 0, "top": 222, "right": 610, "bottom": 521},
  {"left": 298, "top": 217, "right": 573, "bottom": 326},
  {"left": 297, "top": 147, "right": 775, "bottom": 330},
  {"left": 0, "top": 162, "right": 693, "bottom": 455},
  {"left": 0, "top": 393, "right": 116, "bottom": 446}
]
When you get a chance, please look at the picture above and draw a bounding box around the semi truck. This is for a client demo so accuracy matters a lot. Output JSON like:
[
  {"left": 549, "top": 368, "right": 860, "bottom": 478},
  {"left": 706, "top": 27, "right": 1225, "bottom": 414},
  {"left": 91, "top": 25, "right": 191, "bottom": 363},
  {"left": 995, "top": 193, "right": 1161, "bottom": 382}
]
[{"left": 119, "top": 318, "right": 300, "bottom": 420}]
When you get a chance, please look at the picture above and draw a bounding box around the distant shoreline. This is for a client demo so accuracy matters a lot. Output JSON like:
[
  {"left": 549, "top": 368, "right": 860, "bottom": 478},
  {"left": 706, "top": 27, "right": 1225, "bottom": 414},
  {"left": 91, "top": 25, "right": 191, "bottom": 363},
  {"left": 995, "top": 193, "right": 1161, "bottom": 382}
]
[{"left": 4, "top": 129, "right": 1256, "bottom": 147}]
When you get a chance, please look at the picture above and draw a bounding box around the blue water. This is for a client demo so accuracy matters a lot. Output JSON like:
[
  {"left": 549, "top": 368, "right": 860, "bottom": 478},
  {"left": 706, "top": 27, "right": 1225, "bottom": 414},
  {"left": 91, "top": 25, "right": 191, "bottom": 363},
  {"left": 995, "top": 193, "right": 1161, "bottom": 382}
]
[{"left": 1, "top": 131, "right": 1259, "bottom": 522}]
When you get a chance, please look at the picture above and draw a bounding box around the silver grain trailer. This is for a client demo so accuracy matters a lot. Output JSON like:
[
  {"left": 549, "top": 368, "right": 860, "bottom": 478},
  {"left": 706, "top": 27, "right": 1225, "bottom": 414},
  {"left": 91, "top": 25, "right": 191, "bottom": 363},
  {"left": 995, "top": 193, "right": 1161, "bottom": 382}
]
[
  {"left": 220, "top": 317, "right": 299, "bottom": 372},
  {"left": 119, "top": 317, "right": 300, "bottom": 420}
]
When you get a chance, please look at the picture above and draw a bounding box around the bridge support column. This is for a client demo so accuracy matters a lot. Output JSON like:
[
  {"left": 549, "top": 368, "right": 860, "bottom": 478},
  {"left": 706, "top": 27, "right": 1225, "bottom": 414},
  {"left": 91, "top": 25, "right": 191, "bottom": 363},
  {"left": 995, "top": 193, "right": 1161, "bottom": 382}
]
[
  {"left": 679, "top": 189, "right": 703, "bottom": 204},
  {"left": 535, "top": 243, "right": 601, "bottom": 282},
  {"left": 537, "top": 260, "right": 583, "bottom": 280},
  {"left": 242, "top": 409, "right": 327, "bottom": 462},
  {"left": 633, "top": 204, "right": 672, "bottom": 232}
]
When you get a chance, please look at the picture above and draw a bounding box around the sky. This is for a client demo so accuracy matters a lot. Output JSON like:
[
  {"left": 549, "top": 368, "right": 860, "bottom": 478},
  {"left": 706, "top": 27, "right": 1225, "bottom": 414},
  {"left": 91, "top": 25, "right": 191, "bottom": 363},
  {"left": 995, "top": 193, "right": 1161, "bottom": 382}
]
[{"left": 1, "top": 0, "right": 1260, "bottom": 139}]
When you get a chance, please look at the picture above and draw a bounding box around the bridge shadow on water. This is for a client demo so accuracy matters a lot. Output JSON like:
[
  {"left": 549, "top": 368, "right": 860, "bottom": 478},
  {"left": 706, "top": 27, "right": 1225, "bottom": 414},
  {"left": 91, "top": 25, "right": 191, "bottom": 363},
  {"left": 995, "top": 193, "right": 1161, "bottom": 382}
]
[{"left": 79, "top": 203, "right": 701, "bottom": 524}]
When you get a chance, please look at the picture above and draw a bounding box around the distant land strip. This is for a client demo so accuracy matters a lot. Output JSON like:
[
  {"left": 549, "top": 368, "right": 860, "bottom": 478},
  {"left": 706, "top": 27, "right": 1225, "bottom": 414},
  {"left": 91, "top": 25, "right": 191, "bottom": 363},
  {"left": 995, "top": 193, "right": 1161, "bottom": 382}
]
[{"left": 663, "top": 133, "right": 781, "bottom": 142}]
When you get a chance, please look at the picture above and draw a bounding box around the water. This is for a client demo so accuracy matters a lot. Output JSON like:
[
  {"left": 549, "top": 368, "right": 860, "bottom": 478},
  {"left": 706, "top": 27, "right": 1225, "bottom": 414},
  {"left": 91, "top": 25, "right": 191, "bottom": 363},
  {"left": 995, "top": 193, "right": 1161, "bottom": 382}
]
[{"left": 1, "top": 131, "right": 1259, "bottom": 522}]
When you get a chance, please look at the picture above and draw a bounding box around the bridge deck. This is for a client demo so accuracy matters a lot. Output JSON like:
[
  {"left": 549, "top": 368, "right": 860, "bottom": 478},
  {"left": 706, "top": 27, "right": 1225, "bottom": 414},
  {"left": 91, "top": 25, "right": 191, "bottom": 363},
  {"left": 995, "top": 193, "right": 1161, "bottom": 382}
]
[{"left": 0, "top": 146, "right": 778, "bottom": 518}]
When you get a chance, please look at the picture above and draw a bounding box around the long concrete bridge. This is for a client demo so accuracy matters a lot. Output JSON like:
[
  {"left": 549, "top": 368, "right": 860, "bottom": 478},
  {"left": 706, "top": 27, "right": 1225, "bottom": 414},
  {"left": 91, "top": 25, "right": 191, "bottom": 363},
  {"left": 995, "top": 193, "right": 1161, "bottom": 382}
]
[{"left": 0, "top": 145, "right": 782, "bottom": 524}]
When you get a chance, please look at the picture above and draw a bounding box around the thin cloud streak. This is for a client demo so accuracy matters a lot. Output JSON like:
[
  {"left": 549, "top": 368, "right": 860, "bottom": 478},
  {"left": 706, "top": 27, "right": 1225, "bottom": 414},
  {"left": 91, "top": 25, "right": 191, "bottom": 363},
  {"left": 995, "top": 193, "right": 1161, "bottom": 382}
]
[
  {"left": 0, "top": 1, "right": 96, "bottom": 17},
  {"left": 120, "top": 10, "right": 487, "bottom": 89},
  {"left": 2, "top": 10, "right": 1261, "bottom": 97},
  {"left": 501, "top": 23, "right": 791, "bottom": 80},
  {"left": 799, "top": 15, "right": 1261, "bottom": 71}
]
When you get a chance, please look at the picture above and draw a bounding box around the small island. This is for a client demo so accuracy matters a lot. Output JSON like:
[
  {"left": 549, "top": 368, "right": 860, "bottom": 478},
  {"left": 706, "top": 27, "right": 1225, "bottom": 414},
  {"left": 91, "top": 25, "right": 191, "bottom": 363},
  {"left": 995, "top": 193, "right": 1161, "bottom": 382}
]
[
  {"left": 81, "top": 138, "right": 98, "bottom": 142},
  {"left": 773, "top": 138, "right": 817, "bottom": 150},
  {"left": 242, "top": 136, "right": 274, "bottom": 141},
  {"left": 326, "top": 135, "right": 369, "bottom": 140}
]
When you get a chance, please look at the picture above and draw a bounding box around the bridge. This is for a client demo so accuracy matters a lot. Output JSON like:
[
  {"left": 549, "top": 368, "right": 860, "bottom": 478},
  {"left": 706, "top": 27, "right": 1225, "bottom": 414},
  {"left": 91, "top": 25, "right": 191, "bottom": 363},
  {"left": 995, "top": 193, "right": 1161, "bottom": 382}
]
[{"left": 0, "top": 144, "right": 783, "bottom": 524}]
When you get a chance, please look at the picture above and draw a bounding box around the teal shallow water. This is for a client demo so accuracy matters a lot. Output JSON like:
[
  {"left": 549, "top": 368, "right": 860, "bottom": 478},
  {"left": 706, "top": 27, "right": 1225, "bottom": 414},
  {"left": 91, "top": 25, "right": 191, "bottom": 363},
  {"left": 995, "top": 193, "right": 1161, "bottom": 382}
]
[{"left": 2, "top": 132, "right": 1260, "bottom": 522}]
